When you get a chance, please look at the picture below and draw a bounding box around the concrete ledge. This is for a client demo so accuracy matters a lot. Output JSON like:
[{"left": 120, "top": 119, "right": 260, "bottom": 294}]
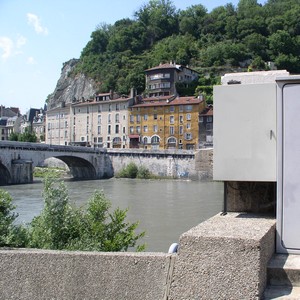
[
  {"left": 0, "top": 249, "right": 175, "bottom": 300},
  {"left": 169, "top": 213, "right": 276, "bottom": 300}
]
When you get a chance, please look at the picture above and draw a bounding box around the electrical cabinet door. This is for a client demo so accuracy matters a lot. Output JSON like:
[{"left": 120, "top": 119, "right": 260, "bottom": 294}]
[
  {"left": 277, "top": 83, "right": 300, "bottom": 253},
  {"left": 213, "top": 83, "right": 277, "bottom": 181}
]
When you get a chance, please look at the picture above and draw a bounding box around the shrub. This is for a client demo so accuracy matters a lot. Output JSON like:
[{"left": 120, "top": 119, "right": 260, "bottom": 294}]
[
  {"left": 0, "top": 190, "right": 27, "bottom": 247},
  {"left": 27, "top": 177, "right": 145, "bottom": 252}
]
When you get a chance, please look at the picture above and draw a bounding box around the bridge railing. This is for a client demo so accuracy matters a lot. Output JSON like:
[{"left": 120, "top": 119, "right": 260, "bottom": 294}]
[{"left": 0, "top": 141, "right": 106, "bottom": 154}]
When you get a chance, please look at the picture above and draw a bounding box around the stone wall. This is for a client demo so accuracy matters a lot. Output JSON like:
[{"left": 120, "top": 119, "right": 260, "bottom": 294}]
[
  {"left": 107, "top": 148, "right": 213, "bottom": 181},
  {"left": 0, "top": 213, "right": 276, "bottom": 300},
  {"left": 0, "top": 250, "right": 175, "bottom": 300}
]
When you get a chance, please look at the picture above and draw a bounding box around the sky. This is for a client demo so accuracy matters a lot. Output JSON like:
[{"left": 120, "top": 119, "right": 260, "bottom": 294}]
[{"left": 0, "top": 0, "right": 265, "bottom": 114}]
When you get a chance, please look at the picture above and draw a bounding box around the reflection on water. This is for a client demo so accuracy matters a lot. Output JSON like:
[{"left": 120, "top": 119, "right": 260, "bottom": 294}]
[{"left": 3, "top": 178, "right": 223, "bottom": 252}]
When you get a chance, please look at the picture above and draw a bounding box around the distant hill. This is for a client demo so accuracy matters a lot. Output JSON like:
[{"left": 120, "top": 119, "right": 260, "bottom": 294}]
[{"left": 48, "top": 0, "right": 300, "bottom": 107}]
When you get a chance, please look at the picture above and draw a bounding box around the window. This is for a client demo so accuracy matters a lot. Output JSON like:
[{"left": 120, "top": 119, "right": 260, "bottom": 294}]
[
  {"left": 130, "top": 115, "right": 134, "bottom": 123},
  {"left": 130, "top": 126, "right": 134, "bottom": 134},
  {"left": 199, "top": 116, "right": 204, "bottom": 123},
  {"left": 143, "top": 137, "right": 148, "bottom": 144},
  {"left": 144, "top": 126, "right": 148, "bottom": 133},
  {"left": 185, "top": 133, "right": 192, "bottom": 140},
  {"left": 116, "top": 103, "right": 119, "bottom": 111},
  {"left": 65, "top": 121, "right": 68, "bottom": 128},
  {"left": 136, "top": 126, "right": 141, "bottom": 133},
  {"left": 185, "top": 105, "right": 193, "bottom": 112},
  {"left": 123, "top": 127, "right": 126, "bottom": 134},
  {"left": 169, "top": 126, "right": 174, "bottom": 135},
  {"left": 73, "top": 117, "right": 76, "bottom": 125},
  {"left": 144, "top": 114, "right": 148, "bottom": 121},
  {"left": 109, "top": 104, "right": 112, "bottom": 112},
  {"left": 98, "top": 115, "right": 101, "bottom": 124},
  {"left": 98, "top": 126, "right": 101, "bottom": 134},
  {"left": 64, "top": 131, "right": 67, "bottom": 138},
  {"left": 136, "top": 114, "right": 141, "bottom": 123},
  {"left": 179, "top": 105, "right": 184, "bottom": 112},
  {"left": 153, "top": 114, "right": 157, "bottom": 120},
  {"left": 108, "top": 114, "right": 111, "bottom": 123},
  {"left": 86, "top": 125, "right": 89, "bottom": 134},
  {"left": 115, "top": 113, "right": 119, "bottom": 123},
  {"left": 108, "top": 125, "right": 111, "bottom": 134},
  {"left": 207, "top": 116, "right": 213, "bottom": 123},
  {"left": 206, "top": 123, "right": 213, "bottom": 130},
  {"left": 179, "top": 126, "right": 183, "bottom": 135},
  {"left": 87, "top": 116, "right": 89, "bottom": 124},
  {"left": 170, "top": 106, "right": 175, "bottom": 112},
  {"left": 151, "top": 136, "right": 160, "bottom": 144},
  {"left": 98, "top": 104, "right": 102, "bottom": 112},
  {"left": 168, "top": 137, "right": 176, "bottom": 145},
  {"left": 115, "top": 124, "right": 119, "bottom": 134},
  {"left": 186, "top": 113, "right": 191, "bottom": 121},
  {"left": 153, "top": 125, "right": 158, "bottom": 132},
  {"left": 170, "top": 115, "right": 174, "bottom": 124},
  {"left": 98, "top": 137, "right": 103, "bottom": 143},
  {"left": 186, "top": 123, "right": 191, "bottom": 129},
  {"left": 179, "top": 115, "right": 183, "bottom": 123}
]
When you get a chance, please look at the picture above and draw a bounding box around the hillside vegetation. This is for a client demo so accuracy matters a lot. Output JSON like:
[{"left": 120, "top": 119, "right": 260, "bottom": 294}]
[{"left": 73, "top": 0, "right": 300, "bottom": 97}]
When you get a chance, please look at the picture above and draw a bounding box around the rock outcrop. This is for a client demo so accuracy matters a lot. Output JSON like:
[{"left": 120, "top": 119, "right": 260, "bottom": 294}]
[{"left": 47, "top": 59, "right": 98, "bottom": 109}]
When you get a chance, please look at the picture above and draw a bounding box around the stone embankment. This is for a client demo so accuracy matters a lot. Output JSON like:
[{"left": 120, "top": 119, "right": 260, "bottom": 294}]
[{"left": 0, "top": 213, "right": 275, "bottom": 300}]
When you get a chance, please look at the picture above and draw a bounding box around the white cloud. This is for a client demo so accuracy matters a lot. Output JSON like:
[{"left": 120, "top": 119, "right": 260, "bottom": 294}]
[
  {"left": 0, "top": 37, "right": 14, "bottom": 60},
  {"left": 27, "top": 56, "right": 36, "bottom": 64},
  {"left": 17, "top": 35, "right": 27, "bottom": 48},
  {"left": 27, "top": 13, "right": 48, "bottom": 35}
]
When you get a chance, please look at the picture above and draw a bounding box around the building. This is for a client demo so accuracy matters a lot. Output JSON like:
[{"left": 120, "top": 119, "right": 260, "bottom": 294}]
[
  {"left": 0, "top": 118, "right": 8, "bottom": 140},
  {"left": 6, "top": 116, "right": 22, "bottom": 138},
  {"left": 45, "top": 102, "right": 72, "bottom": 145},
  {"left": 45, "top": 92, "right": 135, "bottom": 148},
  {"left": 145, "top": 62, "right": 199, "bottom": 97},
  {"left": 128, "top": 95, "right": 206, "bottom": 150},
  {"left": 32, "top": 110, "right": 46, "bottom": 142},
  {"left": 71, "top": 93, "right": 135, "bottom": 148},
  {"left": 199, "top": 106, "right": 213, "bottom": 148}
]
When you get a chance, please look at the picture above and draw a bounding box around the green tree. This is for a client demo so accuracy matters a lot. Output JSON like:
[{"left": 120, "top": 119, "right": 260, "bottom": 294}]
[
  {"left": 27, "top": 177, "right": 145, "bottom": 251},
  {"left": 0, "top": 190, "right": 27, "bottom": 247}
]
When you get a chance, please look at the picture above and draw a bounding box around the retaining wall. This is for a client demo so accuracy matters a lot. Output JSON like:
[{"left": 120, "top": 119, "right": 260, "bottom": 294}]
[
  {"left": 0, "top": 213, "right": 276, "bottom": 300},
  {"left": 107, "top": 148, "right": 213, "bottom": 180}
]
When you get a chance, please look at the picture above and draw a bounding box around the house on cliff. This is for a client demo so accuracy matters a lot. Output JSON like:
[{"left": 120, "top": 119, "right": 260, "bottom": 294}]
[{"left": 145, "top": 62, "right": 199, "bottom": 97}]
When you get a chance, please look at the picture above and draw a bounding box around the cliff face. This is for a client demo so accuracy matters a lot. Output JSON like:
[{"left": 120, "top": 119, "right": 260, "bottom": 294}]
[{"left": 48, "top": 59, "right": 98, "bottom": 109}]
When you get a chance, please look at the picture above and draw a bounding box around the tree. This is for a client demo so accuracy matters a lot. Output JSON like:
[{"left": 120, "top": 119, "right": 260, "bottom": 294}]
[
  {"left": 27, "top": 177, "right": 145, "bottom": 251},
  {"left": 0, "top": 190, "right": 27, "bottom": 247}
]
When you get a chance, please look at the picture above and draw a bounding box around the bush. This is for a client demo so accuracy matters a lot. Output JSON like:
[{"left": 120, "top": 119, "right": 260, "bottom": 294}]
[
  {"left": 27, "top": 177, "right": 145, "bottom": 251},
  {"left": 0, "top": 190, "right": 27, "bottom": 247},
  {"left": 137, "top": 166, "right": 152, "bottom": 179},
  {"left": 116, "top": 162, "right": 139, "bottom": 178}
]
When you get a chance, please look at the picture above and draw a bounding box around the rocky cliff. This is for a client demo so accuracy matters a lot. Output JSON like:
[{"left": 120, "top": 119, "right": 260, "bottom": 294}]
[{"left": 47, "top": 59, "right": 98, "bottom": 109}]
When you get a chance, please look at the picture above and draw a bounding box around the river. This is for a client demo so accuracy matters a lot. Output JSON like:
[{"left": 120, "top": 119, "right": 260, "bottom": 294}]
[{"left": 2, "top": 178, "right": 223, "bottom": 252}]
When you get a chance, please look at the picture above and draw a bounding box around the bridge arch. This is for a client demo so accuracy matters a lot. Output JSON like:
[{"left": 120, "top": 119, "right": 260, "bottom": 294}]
[
  {"left": 51, "top": 155, "right": 97, "bottom": 180},
  {"left": 0, "top": 163, "right": 11, "bottom": 185}
]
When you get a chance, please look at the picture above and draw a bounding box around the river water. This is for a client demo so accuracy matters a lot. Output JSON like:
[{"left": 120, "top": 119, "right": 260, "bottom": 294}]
[{"left": 2, "top": 178, "right": 223, "bottom": 252}]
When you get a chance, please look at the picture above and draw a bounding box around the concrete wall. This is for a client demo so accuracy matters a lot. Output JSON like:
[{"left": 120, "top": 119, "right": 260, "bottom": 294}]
[
  {"left": 0, "top": 213, "right": 276, "bottom": 300},
  {"left": 107, "top": 148, "right": 213, "bottom": 180},
  {"left": 0, "top": 250, "right": 175, "bottom": 300},
  {"left": 169, "top": 213, "right": 276, "bottom": 300}
]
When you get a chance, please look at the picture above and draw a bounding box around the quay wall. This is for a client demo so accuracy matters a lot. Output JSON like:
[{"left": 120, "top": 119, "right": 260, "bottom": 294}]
[
  {"left": 0, "top": 213, "right": 275, "bottom": 300},
  {"left": 107, "top": 148, "right": 213, "bottom": 180}
]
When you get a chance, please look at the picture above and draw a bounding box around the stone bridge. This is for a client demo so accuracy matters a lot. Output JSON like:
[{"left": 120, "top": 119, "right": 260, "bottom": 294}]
[{"left": 0, "top": 141, "right": 113, "bottom": 185}]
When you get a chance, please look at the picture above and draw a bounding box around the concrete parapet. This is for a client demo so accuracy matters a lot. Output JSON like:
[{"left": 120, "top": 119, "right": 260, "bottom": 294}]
[
  {"left": 0, "top": 250, "right": 175, "bottom": 300},
  {"left": 169, "top": 213, "right": 276, "bottom": 300}
]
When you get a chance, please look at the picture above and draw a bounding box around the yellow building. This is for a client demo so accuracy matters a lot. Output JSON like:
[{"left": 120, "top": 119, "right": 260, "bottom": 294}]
[{"left": 128, "top": 95, "right": 206, "bottom": 150}]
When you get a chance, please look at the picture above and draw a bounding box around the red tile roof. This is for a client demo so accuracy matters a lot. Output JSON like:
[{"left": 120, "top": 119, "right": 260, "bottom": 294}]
[
  {"left": 145, "top": 63, "right": 181, "bottom": 71},
  {"left": 133, "top": 96, "right": 204, "bottom": 108}
]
